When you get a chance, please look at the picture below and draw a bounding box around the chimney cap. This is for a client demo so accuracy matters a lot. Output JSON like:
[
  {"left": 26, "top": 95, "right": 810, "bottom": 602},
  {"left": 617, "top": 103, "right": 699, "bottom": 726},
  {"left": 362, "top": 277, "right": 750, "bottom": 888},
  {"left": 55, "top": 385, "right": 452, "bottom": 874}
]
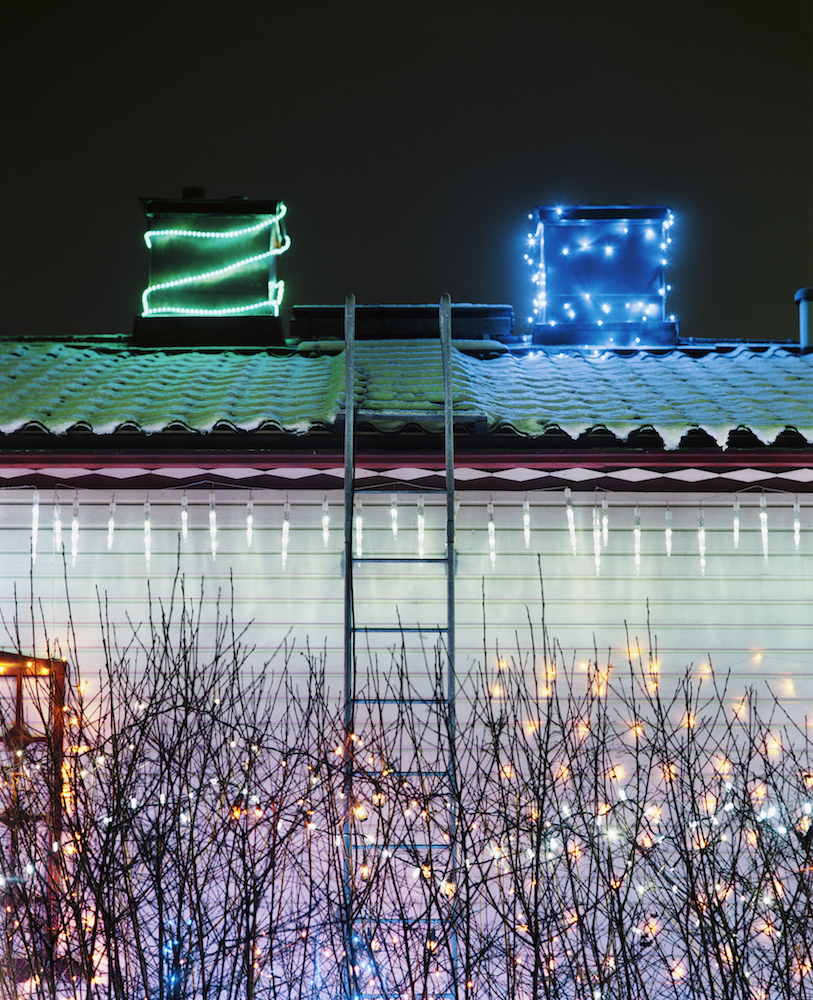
[{"left": 794, "top": 288, "right": 813, "bottom": 304}]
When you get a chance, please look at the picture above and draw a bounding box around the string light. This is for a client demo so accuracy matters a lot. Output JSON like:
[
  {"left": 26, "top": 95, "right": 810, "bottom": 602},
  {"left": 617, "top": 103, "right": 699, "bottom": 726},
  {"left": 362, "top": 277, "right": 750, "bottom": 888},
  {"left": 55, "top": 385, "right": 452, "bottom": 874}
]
[
  {"left": 143, "top": 206, "right": 288, "bottom": 249},
  {"left": 281, "top": 498, "right": 290, "bottom": 571},
  {"left": 760, "top": 495, "right": 768, "bottom": 563},
  {"left": 181, "top": 492, "right": 188, "bottom": 542},
  {"left": 665, "top": 505, "right": 672, "bottom": 557},
  {"left": 602, "top": 496, "right": 609, "bottom": 546},
  {"left": 246, "top": 494, "right": 254, "bottom": 547},
  {"left": 209, "top": 490, "right": 217, "bottom": 562},
  {"left": 488, "top": 500, "right": 496, "bottom": 571},
  {"left": 698, "top": 507, "right": 706, "bottom": 577},
  {"left": 633, "top": 504, "right": 641, "bottom": 576},
  {"left": 53, "top": 497, "right": 62, "bottom": 552},
  {"left": 144, "top": 499, "right": 151, "bottom": 570},
  {"left": 354, "top": 497, "right": 363, "bottom": 557},
  {"left": 794, "top": 497, "right": 800, "bottom": 551},
  {"left": 523, "top": 498, "right": 530, "bottom": 549},
  {"left": 390, "top": 495, "right": 398, "bottom": 538},
  {"left": 322, "top": 497, "right": 330, "bottom": 547},
  {"left": 733, "top": 497, "right": 740, "bottom": 549},
  {"left": 71, "top": 495, "right": 79, "bottom": 567},
  {"left": 31, "top": 489, "right": 39, "bottom": 564},
  {"left": 591, "top": 502, "right": 601, "bottom": 576},
  {"left": 565, "top": 488, "right": 576, "bottom": 556},
  {"left": 107, "top": 498, "right": 116, "bottom": 550},
  {"left": 417, "top": 495, "right": 425, "bottom": 558}
]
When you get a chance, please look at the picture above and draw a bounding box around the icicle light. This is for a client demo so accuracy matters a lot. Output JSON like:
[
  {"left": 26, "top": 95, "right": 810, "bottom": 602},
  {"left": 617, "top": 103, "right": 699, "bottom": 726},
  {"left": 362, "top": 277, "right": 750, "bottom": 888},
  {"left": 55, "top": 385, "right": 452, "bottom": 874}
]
[
  {"left": 794, "top": 497, "right": 800, "bottom": 551},
  {"left": 633, "top": 504, "right": 641, "bottom": 576},
  {"left": 144, "top": 499, "right": 151, "bottom": 570},
  {"left": 71, "top": 495, "right": 79, "bottom": 567},
  {"left": 181, "top": 492, "right": 188, "bottom": 542},
  {"left": 246, "top": 494, "right": 254, "bottom": 547},
  {"left": 665, "top": 505, "right": 672, "bottom": 557},
  {"left": 417, "top": 495, "right": 425, "bottom": 558},
  {"left": 31, "top": 489, "right": 39, "bottom": 564},
  {"left": 592, "top": 503, "right": 601, "bottom": 576},
  {"left": 209, "top": 490, "right": 217, "bottom": 562},
  {"left": 697, "top": 507, "right": 706, "bottom": 576},
  {"left": 281, "top": 498, "right": 290, "bottom": 570},
  {"left": 107, "top": 498, "right": 116, "bottom": 551},
  {"left": 390, "top": 495, "right": 398, "bottom": 538},
  {"left": 565, "top": 488, "right": 577, "bottom": 556},
  {"left": 322, "top": 497, "right": 330, "bottom": 547},
  {"left": 354, "top": 497, "right": 363, "bottom": 557},
  {"left": 523, "top": 498, "right": 530, "bottom": 549},
  {"left": 760, "top": 494, "right": 768, "bottom": 563},
  {"left": 602, "top": 496, "right": 609, "bottom": 546},
  {"left": 733, "top": 497, "right": 740, "bottom": 549},
  {"left": 53, "top": 498, "right": 62, "bottom": 552},
  {"left": 487, "top": 500, "right": 496, "bottom": 571}
]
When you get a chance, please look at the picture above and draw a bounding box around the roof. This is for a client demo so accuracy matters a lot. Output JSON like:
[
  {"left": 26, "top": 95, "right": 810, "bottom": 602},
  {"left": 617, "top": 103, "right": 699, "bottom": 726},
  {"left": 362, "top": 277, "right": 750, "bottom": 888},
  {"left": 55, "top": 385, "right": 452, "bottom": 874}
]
[{"left": 0, "top": 339, "right": 810, "bottom": 492}]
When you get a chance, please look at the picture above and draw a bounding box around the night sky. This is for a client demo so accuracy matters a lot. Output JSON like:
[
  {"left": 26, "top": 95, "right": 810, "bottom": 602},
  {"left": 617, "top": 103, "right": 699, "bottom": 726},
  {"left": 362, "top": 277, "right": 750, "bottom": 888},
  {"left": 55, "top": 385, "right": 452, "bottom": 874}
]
[{"left": 5, "top": 1, "right": 812, "bottom": 343}]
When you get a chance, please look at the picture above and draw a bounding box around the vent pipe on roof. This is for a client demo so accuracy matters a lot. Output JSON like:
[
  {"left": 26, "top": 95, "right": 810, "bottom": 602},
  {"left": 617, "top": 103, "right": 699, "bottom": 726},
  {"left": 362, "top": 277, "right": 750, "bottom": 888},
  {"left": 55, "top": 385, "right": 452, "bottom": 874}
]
[{"left": 795, "top": 288, "right": 813, "bottom": 353}]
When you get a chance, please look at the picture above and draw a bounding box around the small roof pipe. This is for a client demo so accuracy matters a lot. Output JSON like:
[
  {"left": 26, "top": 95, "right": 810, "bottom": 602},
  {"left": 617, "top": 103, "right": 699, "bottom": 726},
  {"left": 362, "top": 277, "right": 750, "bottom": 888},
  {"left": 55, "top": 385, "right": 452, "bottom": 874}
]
[{"left": 795, "top": 288, "right": 813, "bottom": 353}]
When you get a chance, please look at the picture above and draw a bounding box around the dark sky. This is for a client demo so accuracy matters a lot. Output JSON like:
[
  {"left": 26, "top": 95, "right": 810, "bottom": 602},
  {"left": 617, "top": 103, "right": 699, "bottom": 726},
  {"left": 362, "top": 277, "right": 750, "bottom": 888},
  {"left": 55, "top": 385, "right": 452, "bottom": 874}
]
[{"left": 4, "top": 0, "right": 812, "bottom": 342}]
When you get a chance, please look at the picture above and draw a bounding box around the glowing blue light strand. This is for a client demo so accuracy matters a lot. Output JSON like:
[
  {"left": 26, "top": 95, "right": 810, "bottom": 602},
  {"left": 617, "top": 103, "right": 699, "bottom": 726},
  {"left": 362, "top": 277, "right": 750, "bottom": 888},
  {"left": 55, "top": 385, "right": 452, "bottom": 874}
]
[{"left": 31, "top": 490, "right": 39, "bottom": 565}]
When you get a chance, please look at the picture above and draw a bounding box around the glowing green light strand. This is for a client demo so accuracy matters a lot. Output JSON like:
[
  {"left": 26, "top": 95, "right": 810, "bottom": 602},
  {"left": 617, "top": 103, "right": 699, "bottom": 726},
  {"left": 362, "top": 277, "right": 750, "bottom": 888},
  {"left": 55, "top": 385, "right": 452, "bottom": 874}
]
[
  {"left": 144, "top": 280, "right": 285, "bottom": 317},
  {"left": 143, "top": 203, "right": 288, "bottom": 249}
]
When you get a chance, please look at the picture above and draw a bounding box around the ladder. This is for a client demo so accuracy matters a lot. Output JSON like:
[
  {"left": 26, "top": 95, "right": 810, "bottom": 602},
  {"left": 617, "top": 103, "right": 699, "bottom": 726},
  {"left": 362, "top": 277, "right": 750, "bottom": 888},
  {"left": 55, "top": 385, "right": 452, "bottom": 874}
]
[{"left": 342, "top": 294, "right": 457, "bottom": 1000}]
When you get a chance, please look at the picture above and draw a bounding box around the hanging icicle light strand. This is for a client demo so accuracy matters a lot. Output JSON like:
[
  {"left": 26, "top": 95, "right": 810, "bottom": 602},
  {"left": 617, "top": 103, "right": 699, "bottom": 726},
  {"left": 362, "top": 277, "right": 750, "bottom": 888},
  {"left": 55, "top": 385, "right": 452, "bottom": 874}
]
[
  {"left": 322, "top": 497, "right": 330, "bottom": 547},
  {"left": 281, "top": 497, "right": 290, "bottom": 570},
  {"left": 565, "top": 488, "right": 577, "bottom": 556},
  {"left": 246, "top": 494, "right": 254, "bottom": 548},
  {"left": 354, "top": 496, "right": 363, "bottom": 558},
  {"left": 107, "top": 498, "right": 116, "bottom": 551},
  {"left": 417, "top": 495, "right": 425, "bottom": 559},
  {"left": 592, "top": 502, "right": 601, "bottom": 576},
  {"left": 53, "top": 497, "right": 63, "bottom": 552},
  {"left": 71, "top": 495, "right": 79, "bottom": 567},
  {"left": 697, "top": 506, "right": 706, "bottom": 577},
  {"left": 209, "top": 490, "right": 217, "bottom": 562},
  {"left": 633, "top": 504, "right": 641, "bottom": 576},
  {"left": 794, "top": 497, "right": 800, "bottom": 551},
  {"left": 487, "top": 499, "right": 496, "bottom": 571},
  {"left": 181, "top": 492, "right": 188, "bottom": 542},
  {"left": 391, "top": 495, "right": 398, "bottom": 539},
  {"left": 602, "top": 496, "right": 609, "bottom": 546},
  {"left": 665, "top": 505, "right": 672, "bottom": 558},
  {"left": 523, "top": 498, "right": 530, "bottom": 549},
  {"left": 760, "top": 494, "right": 768, "bottom": 563},
  {"left": 144, "top": 499, "right": 151, "bottom": 570},
  {"left": 31, "top": 489, "right": 39, "bottom": 564},
  {"left": 733, "top": 497, "right": 740, "bottom": 549}
]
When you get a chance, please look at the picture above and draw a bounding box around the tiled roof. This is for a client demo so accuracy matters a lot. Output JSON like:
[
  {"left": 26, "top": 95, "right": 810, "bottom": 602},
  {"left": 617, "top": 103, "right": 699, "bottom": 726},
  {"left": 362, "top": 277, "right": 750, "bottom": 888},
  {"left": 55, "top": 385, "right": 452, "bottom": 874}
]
[{"left": 0, "top": 339, "right": 810, "bottom": 451}]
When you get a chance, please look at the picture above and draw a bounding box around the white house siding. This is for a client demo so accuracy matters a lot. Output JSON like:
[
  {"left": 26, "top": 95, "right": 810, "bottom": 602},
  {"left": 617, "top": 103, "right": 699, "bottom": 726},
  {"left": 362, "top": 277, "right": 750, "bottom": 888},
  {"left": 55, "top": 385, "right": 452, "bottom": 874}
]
[{"left": 0, "top": 486, "right": 809, "bottom": 729}]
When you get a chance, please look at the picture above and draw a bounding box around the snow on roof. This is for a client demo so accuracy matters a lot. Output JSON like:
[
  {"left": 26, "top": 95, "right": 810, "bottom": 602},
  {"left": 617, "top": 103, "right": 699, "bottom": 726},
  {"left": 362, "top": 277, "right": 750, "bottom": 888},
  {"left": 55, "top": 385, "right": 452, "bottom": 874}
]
[{"left": 0, "top": 339, "right": 809, "bottom": 450}]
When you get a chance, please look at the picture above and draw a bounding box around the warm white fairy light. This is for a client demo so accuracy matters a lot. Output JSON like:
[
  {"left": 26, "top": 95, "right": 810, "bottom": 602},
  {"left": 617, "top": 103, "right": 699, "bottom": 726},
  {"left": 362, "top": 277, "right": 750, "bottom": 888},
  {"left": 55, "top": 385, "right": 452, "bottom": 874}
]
[
  {"left": 31, "top": 489, "right": 39, "bottom": 564},
  {"left": 53, "top": 498, "right": 63, "bottom": 552},
  {"left": 794, "top": 497, "right": 800, "bottom": 551},
  {"left": 592, "top": 503, "right": 601, "bottom": 576},
  {"left": 733, "top": 497, "right": 740, "bottom": 549},
  {"left": 71, "top": 495, "right": 79, "bottom": 567},
  {"left": 354, "top": 497, "right": 363, "bottom": 557},
  {"left": 602, "top": 496, "right": 609, "bottom": 546},
  {"left": 281, "top": 498, "right": 291, "bottom": 570},
  {"left": 209, "top": 490, "right": 217, "bottom": 562},
  {"left": 697, "top": 507, "right": 706, "bottom": 577},
  {"left": 759, "top": 495, "right": 768, "bottom": 562},
  {"left": 523, "top": 498, "right": 531, "bottom": 549},
  {"left": 144, "top": 500, "right": 151, "bottom": 570},
  {"left": 665, "top": 505, "right": 672, "bottom": 557},
  {"left": 488, "top": 500, "right": 496, "bottom": 571},
  {"left": 107, "top": 498, "right": 116, "bottom": 550},
  {"left": 633, "top": 504, "right": 641, "bottom": 576},
  {"left": 246, "top": 494, "right": 254, "bottom": 547},
  {"left": 417, "top": 495, "right": 425, "bottom": 558},
  {"left": 181, "top": 492, "right": 188, "bottom": 542},
  {"left": 565, "top": 488, "right": 576, "bottom": 555},
  {"left": 322, "top": 497, "right": 330, "bottom": 547},
  {"left": 390, "top": 495, "right": 398, "bottom": 538}
]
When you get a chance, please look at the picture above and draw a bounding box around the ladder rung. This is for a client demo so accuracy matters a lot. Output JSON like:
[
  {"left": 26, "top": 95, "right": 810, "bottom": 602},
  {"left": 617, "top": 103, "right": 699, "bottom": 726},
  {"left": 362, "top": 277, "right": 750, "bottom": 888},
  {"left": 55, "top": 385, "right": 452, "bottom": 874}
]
[
  {"left": 353, "top": 557, "right": 449, "bottom": 564},
  {"left": 355, "top": 626, "right": 447, "bottom": 634}
]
